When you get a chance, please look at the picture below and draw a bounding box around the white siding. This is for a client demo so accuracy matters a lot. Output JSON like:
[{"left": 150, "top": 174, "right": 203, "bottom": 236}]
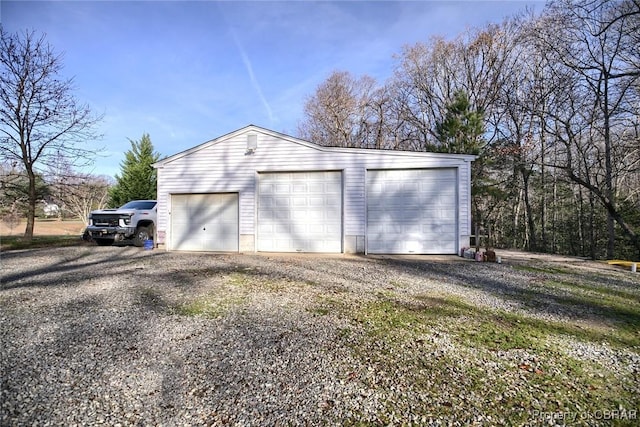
[
  {"left": 458, "top": 161, "right": 472, "bottom": 236},
  {"left": 155, "top": 126, "right": 475, "bottom": 252}
]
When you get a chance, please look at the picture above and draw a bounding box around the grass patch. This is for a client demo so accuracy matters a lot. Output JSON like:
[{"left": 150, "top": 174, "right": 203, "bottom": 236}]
[
  {"left": 358, "top": 289, "right": 639, "bottom": 350},
  {"left": 343, "top": 289, "right": 640, "bottom": 424},
  {"left": 310, "top": 306, "right": 331, "bottom": 316},
  {"left": 352, "top": 296, "right": 467, "bottom": 345},
  {"left": 308, "top": 296, "right": 344, "bottom": 316},
  {"left": 541, "top": 280, "right": 640, "bottom": 347},
  {"left": 226, "top": 271, "right": 311, "bottom": 293},
  {"left": 173, "top": 269, "right": 327, "bottom": 319},
  {"left": 458, "top": 311, "right": 546, "bottom": 350},
  {"left": 174, "top": 273, "right": 255, "bottom": 318},
  {"left": 227, "top": 272, "right": 252, "bottom": 286},
  {"left": 136, "top": 287, "right": 168, "bottom": 312},
  {"left": 547, "top": 278, "right": 640, "bottom": 306},
  {"left": 388, "top": 279, "right": 408, "bottom": 289},
  {"left": 174, "top": 294, "right": 246, "bottom": 318},
  {"left": 0, "top": 235, "right": 83, "bottom": 251},
  {"left": 512, "top": 264, "right": 571, "bottom": 275}
]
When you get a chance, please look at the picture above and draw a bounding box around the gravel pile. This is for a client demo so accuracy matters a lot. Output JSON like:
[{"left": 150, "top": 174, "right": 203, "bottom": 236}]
[{"left": 1, "top": 246, "right": 638, "bottom": 425}]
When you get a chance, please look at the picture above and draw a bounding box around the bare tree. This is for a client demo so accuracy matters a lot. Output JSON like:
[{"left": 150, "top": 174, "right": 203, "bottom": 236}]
[
  {"left": 487, "top": 12, "right": 564, "bottom": 252},
  {"left": 58, "top": 174, "right": 112, "bottom": 224},
  {"left": 298, "top": 71, "right": 383, "bottom": 148},
  {"left": 2, "top": 209, "right": 20, "bottom": 235},
  {"left": 0, "top": 27, "right": 102, "bottom": 241},
  {"left": 391, "top": 23, "right": 516, "bottom": 152},
  {"left": 45, "top": 153, "right": 112, "bottom": 222},
  {"left": 538, "top": 0, "right": 640, "bottom": 257},
  {"left": 0, "top": 160, "right": 49, "bottom": 217},
  {"left": 391, "top": 38, "right": 455, "bottom": 150}
]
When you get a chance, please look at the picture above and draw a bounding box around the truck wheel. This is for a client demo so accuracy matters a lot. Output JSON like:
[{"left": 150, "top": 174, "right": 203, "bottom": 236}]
[
  {"left": 134, "top": 226, "right": 152, "bottom": 247},
  {"left": 95, "top": 238, "right": 113, "bottom": 246}
]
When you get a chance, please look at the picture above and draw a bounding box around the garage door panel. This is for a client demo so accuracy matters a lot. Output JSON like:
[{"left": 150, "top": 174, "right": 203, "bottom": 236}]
[
  {"left": 292, "top": 183, "right": 307, "bottom": 193},
  {"left": 308, "top": 224, "right": 326, "bottom": 234},
  {"left": 308, "top": 183, "right": 325, "bottom": 193},
  {"left": 422, "top": 223, "right": 455, "bottom": 233},
  {"left": 258, "top": 171, "right": 342, "bottom": 253},
  {"left": 291, "top": 197, "right": 307, "bottom": 207},
  {"left": 270, "top": 197, "right": 286, "bottom": 208},
  {"left": 258, "top": 223, "right": 274, "bottom": 234},
  {"left": 326, "top": 196, "right": 341, "bottom": 205},
  {"left": 258, "top": 198, "right": 274, "bottom": 208},
  {"left": 274, "top": 210, "right": 290, "bottom": 220},
  {"left": 171, "top": 193, "right": 238, "bottom": 252},
  {"left": 367, "top": 169, "right": 457, "bottom": 254},
  {"left": 308, "top": 197, "right": 325, "bottom": 207}
]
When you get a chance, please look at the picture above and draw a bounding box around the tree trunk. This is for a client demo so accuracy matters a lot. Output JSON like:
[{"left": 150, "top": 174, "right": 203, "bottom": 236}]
[
  {"left": 565, "top": 166, "right": 640, "bottom": 257},
  {"left": 522, "top": 170, "right": 537, "bottom": 251},
  {"left": 551, "top": 171, "right": 557, "bottom": 254},
  {"left": 589, "top": 191, "right": 597, "bottom": 260},
  {"left": 576, "top": 186, "right": 584, "bottom": 257},
  {"left": 603, "top": 73, "right": 615, "bottom": 259},
  {"left": 540, "top": 124, "right": 547, "bottom": 252},
  {"left": 513, "top": 188, "right": 522, "bottom": 248},
  {"left": 23, "top": 169, "right": 36, "bottom": 241}
]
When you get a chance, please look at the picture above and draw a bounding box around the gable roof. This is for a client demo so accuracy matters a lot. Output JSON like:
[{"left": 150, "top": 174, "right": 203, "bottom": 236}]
[{"left": 152, "top": 124, "right": 477, "bottom": 168}]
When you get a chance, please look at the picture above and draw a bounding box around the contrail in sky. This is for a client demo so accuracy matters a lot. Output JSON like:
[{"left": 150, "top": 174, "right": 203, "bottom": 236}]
[{"left": 229, "top": 28, "right": 274, "bottom": 124}]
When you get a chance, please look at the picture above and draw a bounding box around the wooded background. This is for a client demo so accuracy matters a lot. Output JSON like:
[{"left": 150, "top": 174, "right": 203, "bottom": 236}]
[{"left": 297, "top": 0, "right": 640, "bottom": 260}]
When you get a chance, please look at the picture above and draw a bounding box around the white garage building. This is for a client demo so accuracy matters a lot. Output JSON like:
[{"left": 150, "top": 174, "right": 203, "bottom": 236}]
[{"left": 153, "top": 125, "right": 475, "bottom": 254}]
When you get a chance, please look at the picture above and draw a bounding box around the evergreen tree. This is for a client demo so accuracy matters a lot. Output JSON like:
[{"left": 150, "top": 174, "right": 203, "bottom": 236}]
[
  {"left": 108, "top": 133, "right": 160, "bottom": 207},
  {"left": 434, "top": 90, "right": 484, "bottom": 154},
  {"left": 435, "top": 90, "right": 489, "bottom": 249}
]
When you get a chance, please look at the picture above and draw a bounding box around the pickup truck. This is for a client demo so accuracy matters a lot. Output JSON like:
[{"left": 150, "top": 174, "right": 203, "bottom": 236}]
[{"left": 86, "top": 200, "right": 157, "bottom": 247}]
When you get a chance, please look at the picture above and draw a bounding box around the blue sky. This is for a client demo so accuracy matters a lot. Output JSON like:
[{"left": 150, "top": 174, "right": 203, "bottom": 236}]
[{"left": 2, "top": 1, "right": 542, "bottom": 178}]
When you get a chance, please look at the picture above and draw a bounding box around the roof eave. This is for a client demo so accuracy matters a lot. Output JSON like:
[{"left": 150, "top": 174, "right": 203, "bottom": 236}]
[{"left": 152, "top": 124, "right": 479, "bottom": 167}]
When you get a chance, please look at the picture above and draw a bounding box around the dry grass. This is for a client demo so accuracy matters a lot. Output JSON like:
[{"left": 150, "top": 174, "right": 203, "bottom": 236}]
[{"left": 0, "top": 218, "right": 85, "bottom": 236}]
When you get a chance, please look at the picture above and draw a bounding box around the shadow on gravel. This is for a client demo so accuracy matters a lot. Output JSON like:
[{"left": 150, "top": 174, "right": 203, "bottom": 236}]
[
  {"left": 373, "top": 257, "right": 640, "bottom": 334},
  {"left": 4, "top": 248, "right": 639, "bottom": 343},
  {"left": 1, "top": 281, "right": 198, "bottom": 423},
  {"left": 0, "top": 247, "right": 170, "bottom": 290},
  {"left": 2, "top": 258, "right": 342, "bottom": 425}
]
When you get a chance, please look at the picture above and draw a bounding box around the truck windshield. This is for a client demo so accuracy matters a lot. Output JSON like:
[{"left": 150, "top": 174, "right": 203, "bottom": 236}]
[{"left": 120, "top": 201, "right": 156, "bottom": 210}]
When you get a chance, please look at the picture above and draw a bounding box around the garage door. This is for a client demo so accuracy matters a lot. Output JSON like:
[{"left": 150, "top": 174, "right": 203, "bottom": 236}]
[
  {"left": 367, "top": 169, "right": 457, "bottom": 254},
  {"left": 258, "top": 171, "right": 342, "bottom": 252},
  {"left": 170, "top": 193, "right": 238, "bottom": 251}
]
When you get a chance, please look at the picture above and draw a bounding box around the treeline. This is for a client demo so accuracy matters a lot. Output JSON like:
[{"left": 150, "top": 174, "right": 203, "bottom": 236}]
[
  {"left": 0, "top": 160, "right": 112, "bottom": 224},
  {"left": 298, "top": 0, "right": 640, "bottom": 260},
  {"left": 0, "top": 134, "right": 158, "bottom": 227}
]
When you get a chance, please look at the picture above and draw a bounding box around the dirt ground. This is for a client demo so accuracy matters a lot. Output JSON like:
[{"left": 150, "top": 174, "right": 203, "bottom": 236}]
[{"left": 0, "top": 219, "right": 86, "bottom": 236}]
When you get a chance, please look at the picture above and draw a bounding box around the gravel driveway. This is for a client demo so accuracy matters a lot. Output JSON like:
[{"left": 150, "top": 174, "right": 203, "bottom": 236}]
[{"left": 1, "top": 246, "right": 639, "bottom": 426}]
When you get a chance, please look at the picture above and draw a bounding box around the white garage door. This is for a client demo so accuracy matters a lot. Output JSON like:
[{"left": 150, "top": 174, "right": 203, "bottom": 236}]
[
  {"left": 367, "top": 169, "right": 457, "bottom": 254},
  {"left": 258, "top": 171, "right": 342, "bottom": 252},
  {"left": 170, "top": 193, "right": 238, "bottom": 251}
]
